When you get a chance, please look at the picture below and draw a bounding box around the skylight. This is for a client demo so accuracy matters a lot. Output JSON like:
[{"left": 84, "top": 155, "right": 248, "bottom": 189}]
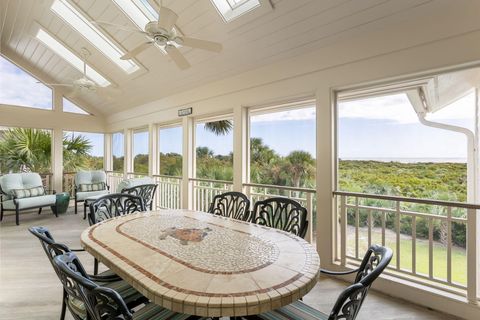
[
  {"left": 50, "top": 0, "right": 139, "bottom": 74},
  {"left": 210, "top": 0, "right": 260, "bottom": 22},
  {"left": 111, "top": 0, "right": 156, "bottom": 30},
  {"left": 36, "top": 29, "right": 111, "bottom": 87}
]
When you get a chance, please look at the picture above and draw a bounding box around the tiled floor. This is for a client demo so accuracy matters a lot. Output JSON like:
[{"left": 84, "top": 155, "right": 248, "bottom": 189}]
[{"left": 0, "top": 209, "right": 458, "bottom": 319}]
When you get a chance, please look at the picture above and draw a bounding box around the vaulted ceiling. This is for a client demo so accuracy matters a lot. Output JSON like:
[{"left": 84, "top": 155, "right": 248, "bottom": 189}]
[{"left": 1, "top": 0, "right": 438, "bottom": 115}]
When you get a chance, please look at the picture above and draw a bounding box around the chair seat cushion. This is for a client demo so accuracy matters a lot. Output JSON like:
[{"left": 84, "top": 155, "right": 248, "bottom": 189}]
[
  {"left": 132, "top": 302, "right": 191, "bottom": 320},
  {"left": 2, "top": 195, "right": 56, "bottom": 210},
  {"left": 76, "top": 190, "right": 109, "bottom": 201},
  {"left": 257, "top": 301, "right": 328, "bottom": 320},
  {"left": 67, "top": 295, "right": 87, "bottom": 319}
]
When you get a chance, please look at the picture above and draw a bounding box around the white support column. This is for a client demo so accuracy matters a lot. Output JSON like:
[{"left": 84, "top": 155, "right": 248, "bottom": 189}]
[
  {"left": 149, "top": 123, "right": 158, "bottom": 176},
  {"left": 51, "top": 89, "right": 63, "bottom": 193},
  {"left": 182, "top": 116, "right": 194, "bottom": 209},
  {"left": 124, "top": 128, "right": 132, "bottom": 177},
  {"left": 233, "top": 106, "right": 249, "bottom": 192},
  {"left": 104, "top": 133, "right": 112, "bottom": 172},
  {"left": 316, "top": 88, "right": 334, "bottom": 265},
  {"left": 52, "top": 128, "right": 63, "bottom": 193}
]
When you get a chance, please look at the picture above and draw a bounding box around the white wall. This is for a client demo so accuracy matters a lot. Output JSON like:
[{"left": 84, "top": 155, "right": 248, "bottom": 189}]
[{"left": 104, "top": 1, "right": 480, "bottom": 318}]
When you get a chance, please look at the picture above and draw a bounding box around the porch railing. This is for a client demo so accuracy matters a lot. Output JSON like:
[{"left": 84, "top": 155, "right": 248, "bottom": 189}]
[
  {"left": 106, "top": 171, "right": 124, "bottom": 192},
  {"left": 244, "top": 183, "right": 316, "bottom": 244},
  {"left": 333, "top": 191, "right": 479, "bottom": 302},
  {"left": 190, "top": 178, "right": 233, "bottom": 212},
  {"left": 153, "top": 174, "right": 182, "bottom": 209}
]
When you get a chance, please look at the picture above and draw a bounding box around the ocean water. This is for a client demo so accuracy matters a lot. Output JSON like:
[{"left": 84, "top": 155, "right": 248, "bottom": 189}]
[{"left": 340, "top": 157, "right": 467, "bottom": 163}]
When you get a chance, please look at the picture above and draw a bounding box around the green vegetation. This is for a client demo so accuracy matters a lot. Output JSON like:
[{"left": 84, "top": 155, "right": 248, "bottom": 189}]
[
  {"left": 340, "top": 160, "right": 467, "bottom": 247},
  {"left": 0, "top": 127, "right": 102, "bottom": 173}
]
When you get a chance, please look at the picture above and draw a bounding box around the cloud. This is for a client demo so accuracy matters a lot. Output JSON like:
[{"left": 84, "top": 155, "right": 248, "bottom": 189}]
[
  {"left": 251, "top": 106, "right": 316, "bottom": 122},
  {"left": 0, "top": 56, "right": 52, "bottom": 110},
  {"left": 338, "top": 92, "right": 474, "bottom": 124}
]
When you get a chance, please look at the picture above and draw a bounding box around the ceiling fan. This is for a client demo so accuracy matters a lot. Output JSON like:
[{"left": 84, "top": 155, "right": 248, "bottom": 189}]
[
  {"left": 40, "top": 48, "right": 120, "bottom": 99},
  {"left": 94, "top": 1, "right": 222, "bottom": 70}
]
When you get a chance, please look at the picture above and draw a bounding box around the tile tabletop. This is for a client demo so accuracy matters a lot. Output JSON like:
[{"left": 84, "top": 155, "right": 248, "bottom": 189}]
[{"left": 80, "top": 209, "right": 320, "bottom": 317}]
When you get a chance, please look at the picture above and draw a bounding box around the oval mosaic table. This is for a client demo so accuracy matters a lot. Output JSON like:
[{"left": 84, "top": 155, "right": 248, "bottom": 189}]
[{"left": 80, "top": 209, "right": 320, "bottom": 317}]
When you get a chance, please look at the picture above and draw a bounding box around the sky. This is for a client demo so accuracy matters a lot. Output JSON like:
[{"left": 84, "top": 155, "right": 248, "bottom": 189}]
[{"left": 1, "top": 53, "right": 476, "bottom": 162}]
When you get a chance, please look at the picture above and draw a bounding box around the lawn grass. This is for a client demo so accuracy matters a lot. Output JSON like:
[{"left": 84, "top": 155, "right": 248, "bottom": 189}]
[{"left": 346, "top": 226, "right": 467, "bottom": 285}]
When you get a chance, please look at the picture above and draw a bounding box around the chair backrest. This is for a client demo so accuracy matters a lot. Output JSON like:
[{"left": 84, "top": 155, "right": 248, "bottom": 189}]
[
  {"left": 207, "top": 191, "right": 250, "bottom": 221},
  {"left": 53, "top": 252, "right": 133, "bottom": 320},
  {"left": 28, "top": 226, "right": 72, "bottom": 278},
  {"left": 1, "top": 173, "right": 43, "bottom": 199},
  {"left": 121, "top": 184, "right": 158, "bottom": 210},
  {"left": 251, "top": 197, "right": 308, "bottom": 238},
  {"left": 74, "top": 171, "right": 107, "bottom": 187},
  {"left": 328, "top": 245, "right": 393, "bottom": 320},
  {"left": 88, "top": 193, "right": 146, "bottom": 226}
]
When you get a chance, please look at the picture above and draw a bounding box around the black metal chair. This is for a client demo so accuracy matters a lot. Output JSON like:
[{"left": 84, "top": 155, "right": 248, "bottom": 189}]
[
  {"left": 121, "top": 184, "right": 158, "bottom": 210},
  {"left": 251, "top": 197, "right": 308, "bottom": 238},
  {"left": 88, "top": 193, "right": 146, "bottom": 274},
  {"left": 53, "top": 251, "right": 193, "bottom": 320},
  {"left": 207, "top": 191, "right": 251, "bottom": 221},
  {"left": 88, "top": 193, "right": 146, "bottom": 226},
  {"left": 28, "top": 226, "right": 146, "bottom": 320},
  {"left": 255, "top": 245, "right": 393, "bottom": 320}
]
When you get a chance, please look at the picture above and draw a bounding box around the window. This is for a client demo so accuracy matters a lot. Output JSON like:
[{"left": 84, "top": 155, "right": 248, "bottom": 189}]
[
  {"left": 36, "top": 29, "right": 110, "bottom": 87},
  {"left": 63, "top": 131, "right": 104, "bottom": 171},
  {"left": 195, "top": 118, "right": 233, "bottom": 180},
  {"left": 249, "top": 105, "right": 316, "bottom": 188},
  {"left": 158, "top": 126, "right": 182, "bottom": 176},
  {"left": 112, "top": 132, "right": 124, "bottom": 172},
  {"left": 63, "top": 97, "right": 89, "bottom": 114},
  {"left": 210, "top": 0, "right": 260, "bottom": 22},
  {"left": 0, "top": 55, "right": 52, "bottom": 110},
  {"left": 337, "top": 92, "right": 469, "bottom": 200},
  {"left": 0, "top": 127, "right": 52, "bottom": 174},
  {"left": 133, "top": 129, "right": 149, "bottom": 175},
  {"left": 50, "top": 0, "right": 139, "bottom": 74}
]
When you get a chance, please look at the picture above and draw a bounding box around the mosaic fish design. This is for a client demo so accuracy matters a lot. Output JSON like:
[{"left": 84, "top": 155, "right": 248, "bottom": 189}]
[{"left": 159, "top": 227, "right": 212, "bottom": 245}]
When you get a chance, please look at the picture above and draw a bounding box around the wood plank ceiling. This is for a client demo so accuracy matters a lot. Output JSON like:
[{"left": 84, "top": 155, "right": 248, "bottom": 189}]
[{"left": 0, "top": 0, "right": 436, "bottom": 115}]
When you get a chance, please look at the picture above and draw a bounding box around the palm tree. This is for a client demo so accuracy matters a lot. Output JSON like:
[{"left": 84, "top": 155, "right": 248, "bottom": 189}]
[
  {"left": 204, "top": 120, "right": 232, "bottom": 135},
  {"left": 0, "top": 128, "right": 51, "bottom": 173},
  {"left": 0, "top": 128, "right": 92, "bottom": 174},
  {"left": 63, "top": 133, "right": 92, "bottom": 171},
  {"left": 285, "top": 150, "right": 316, "bottom": 188}
]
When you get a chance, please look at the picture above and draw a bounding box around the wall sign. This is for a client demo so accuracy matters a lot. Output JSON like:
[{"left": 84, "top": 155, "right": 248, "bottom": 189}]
[{"left": 178, "top": 107, "right": 192, "bottom": 117}]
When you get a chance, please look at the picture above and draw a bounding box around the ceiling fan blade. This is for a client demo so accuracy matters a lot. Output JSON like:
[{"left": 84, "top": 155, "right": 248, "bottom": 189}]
[
  {"left": 37, "top": 81, "right": 73, "bottom": 87},
  {"left": 91, "top": 20, "right": 146, "bottom": 34},
  {"left": 166, "top": 46, "right": 190, "bottom": 70},
  {"left": 121, "top": 42, "right": 153, "bottom": 60},
  {"left": 95, "top": 88, "right": 115, "bottom": 101},
  {"left": 181, "top": 37, "right": 222, "bottom": 53},
  {"left": 158, "top": 7, "right": 178, "bottom": 31},
  {"left": 98, "top": 86, "right": 122, "bottom": 95},
  {"left": 66, "top": 88, "right": 80, "bottom": 99}
]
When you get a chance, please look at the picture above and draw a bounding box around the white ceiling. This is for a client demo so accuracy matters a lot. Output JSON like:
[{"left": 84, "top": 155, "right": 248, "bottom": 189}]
[{"left": 0, "top": 0, "right": 436, "bottom": 115}]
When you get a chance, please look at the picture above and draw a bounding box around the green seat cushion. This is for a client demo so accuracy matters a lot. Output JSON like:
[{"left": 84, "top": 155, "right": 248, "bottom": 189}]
[
  {"left": 67, "top": 295, "right": 87, "bottom": 319},
  {"left": 132, "top": 302, "right": 191, "bottom": 320},
  {"left": 76, "top": 190, "right": 109, "bottom": 201},
  {"left": 257, "top": 301, "right": 328, "bottom": 320},
  {"left": 2, "top": 195, "right": 56, "bottom": 210}
]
